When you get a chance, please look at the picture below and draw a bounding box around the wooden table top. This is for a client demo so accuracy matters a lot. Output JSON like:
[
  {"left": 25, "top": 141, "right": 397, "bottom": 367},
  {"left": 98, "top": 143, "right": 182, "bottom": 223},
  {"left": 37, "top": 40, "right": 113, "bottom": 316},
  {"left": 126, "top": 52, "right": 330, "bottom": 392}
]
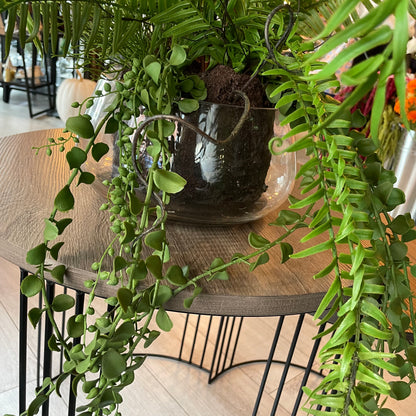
[{"left": 0, "top": 129, "right": 350, "bottom": 317}]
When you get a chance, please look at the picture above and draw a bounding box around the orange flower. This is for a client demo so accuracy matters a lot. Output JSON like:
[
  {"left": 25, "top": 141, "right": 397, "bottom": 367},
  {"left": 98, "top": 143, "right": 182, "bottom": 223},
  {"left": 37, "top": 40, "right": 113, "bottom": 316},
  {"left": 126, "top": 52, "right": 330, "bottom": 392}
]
[
  {"left": 394, "top": 98, "right": 401, "bottom": 115},
  {"left": 394, "top": 79, "right": 416, "bottom": 127},
  {"left": 407, "top": 79, "right": 416, "bottom": 96},
  {"left": 407, "top": 110, "right": 416, "bottom": 123}
]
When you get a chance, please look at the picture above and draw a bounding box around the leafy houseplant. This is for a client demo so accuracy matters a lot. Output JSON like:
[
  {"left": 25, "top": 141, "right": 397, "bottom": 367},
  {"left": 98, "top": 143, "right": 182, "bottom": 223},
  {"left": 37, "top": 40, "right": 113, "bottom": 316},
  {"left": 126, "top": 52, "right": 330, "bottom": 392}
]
[{"left": 2, "top": 1, "right": 416, "bottom": 415}]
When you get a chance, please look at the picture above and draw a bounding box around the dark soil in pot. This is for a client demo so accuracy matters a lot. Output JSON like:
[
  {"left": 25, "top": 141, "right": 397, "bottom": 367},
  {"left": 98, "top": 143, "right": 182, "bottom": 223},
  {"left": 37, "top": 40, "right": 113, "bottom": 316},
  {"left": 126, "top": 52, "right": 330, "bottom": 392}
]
[{"left": 199, "top": 64, "right": 270, "bottom": 107}]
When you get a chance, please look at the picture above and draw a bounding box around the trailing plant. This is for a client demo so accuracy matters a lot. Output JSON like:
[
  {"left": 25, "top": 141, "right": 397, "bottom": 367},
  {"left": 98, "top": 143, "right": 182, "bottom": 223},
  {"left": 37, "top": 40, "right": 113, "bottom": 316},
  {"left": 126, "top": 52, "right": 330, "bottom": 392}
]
[
  {"left": 267, "top": 2, "right": 416, "bottom": 414},
  {"left": 2, "top": 1, "right": 416, "bottom": 415}
]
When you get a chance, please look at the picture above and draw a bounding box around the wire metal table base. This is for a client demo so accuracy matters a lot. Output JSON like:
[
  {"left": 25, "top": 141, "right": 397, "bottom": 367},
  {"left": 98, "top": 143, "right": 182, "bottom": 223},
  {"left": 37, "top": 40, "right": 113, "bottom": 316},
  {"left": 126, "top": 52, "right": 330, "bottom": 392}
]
[{"left": 18, "top": 268, "right": 325, "bottom": 416}]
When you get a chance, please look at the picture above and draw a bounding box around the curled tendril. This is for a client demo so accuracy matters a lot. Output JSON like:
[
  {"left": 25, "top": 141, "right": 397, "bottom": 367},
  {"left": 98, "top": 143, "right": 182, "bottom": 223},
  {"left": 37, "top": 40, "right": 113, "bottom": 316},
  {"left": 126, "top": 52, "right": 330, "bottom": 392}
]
[
  {"left": 130, "top": 90, "right": 250, "bottom": 242},
  {"left": 241, "top": 3, "right": 296, "bottom": 93},
  {"left": 264, "top": 4, "right": 295, "bottom": 66}
]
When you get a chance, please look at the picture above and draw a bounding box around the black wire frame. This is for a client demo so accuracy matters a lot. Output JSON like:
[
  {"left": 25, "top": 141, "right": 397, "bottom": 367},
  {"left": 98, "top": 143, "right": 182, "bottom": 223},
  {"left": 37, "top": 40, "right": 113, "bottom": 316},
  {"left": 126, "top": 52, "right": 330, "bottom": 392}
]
[{"left": 18, "top": 269, "right": 327, "bottom": 416}]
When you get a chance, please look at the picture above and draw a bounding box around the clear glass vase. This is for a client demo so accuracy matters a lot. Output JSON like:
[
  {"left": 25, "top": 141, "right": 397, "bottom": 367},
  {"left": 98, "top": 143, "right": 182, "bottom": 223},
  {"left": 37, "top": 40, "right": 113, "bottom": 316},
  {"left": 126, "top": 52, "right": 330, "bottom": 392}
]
[
  {"left": 92, "top": 99, "right": 297, "bottom": 225},
  {"left": 384, "top": 129, "right": 416, "bottom": 220}
]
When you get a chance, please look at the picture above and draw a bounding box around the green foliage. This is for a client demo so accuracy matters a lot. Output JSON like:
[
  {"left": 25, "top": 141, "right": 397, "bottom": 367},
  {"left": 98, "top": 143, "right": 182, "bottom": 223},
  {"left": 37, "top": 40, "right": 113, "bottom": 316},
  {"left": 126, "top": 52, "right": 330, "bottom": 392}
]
[
  {"left": 3, "top": 0, "right": 416, "bottom": 415},
  {"left": 51, "top": 294, "right": 75, "bottom": 312},
  {"left": 20, "top": 274, "right": 42, "bottom": 297},
  {"left": 267, "top": 2, "right": 416, "bottom": 413},
  {"left": 152, "top": 170, "right": 187, "bottom": 194},
  {"left": 102, "top": 349, "right": 127, "bottom": 380},
  {"left": 50, "top": 265, "right": 66, "bottom": 284},
  {"left": 26, "top": 243, "right": 47, "bottom": 265},
  {"left": 54, "top": 185, "right": 75, "bottom": 212},
  {"left": 66, "top": 116, "right": 95, "bottom": 139}
]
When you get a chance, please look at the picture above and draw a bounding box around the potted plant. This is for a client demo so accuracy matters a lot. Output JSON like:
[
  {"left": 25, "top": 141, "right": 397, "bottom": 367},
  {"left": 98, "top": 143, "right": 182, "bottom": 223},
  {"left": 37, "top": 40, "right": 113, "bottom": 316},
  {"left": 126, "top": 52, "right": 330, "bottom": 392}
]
[{"left": 2, "top": 1, "right": 416, "bottom": 415}]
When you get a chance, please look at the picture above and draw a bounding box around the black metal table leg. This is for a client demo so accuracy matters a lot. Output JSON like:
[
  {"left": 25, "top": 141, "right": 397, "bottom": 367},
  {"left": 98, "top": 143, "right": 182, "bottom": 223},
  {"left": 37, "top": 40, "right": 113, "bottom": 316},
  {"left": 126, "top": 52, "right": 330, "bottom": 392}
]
[
  {"left": 19, "top": 268, "right": 29, "bottom": 415},
  {"left": 42, "top": 281, "right": 55, "bottom": 416},
  {"left": 291, "top": 322, "right": 326, "bottom": 415},
  {"left": 199, "top": 315, "right": 213, "bottom": 369},
  {"left": 252, "top": 316, "right": 285, "bottom": 415},
  {"left": 270, "top": 314, "right": 305, "bottom": 415}
]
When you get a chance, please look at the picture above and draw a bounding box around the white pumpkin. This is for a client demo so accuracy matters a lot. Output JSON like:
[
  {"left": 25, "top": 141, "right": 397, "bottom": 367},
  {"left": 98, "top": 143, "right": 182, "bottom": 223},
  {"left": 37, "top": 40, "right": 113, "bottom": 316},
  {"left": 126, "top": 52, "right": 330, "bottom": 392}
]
[{"left": 56, "top": 72, "right": 97, "bottom": 122}]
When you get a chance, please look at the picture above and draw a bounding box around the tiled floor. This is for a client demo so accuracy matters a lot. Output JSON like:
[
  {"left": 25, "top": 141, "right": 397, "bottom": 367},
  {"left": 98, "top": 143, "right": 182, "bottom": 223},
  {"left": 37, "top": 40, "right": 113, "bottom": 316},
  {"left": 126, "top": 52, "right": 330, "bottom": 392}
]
[
  {"left": 0, "top": 90, "right": 415, "bottom": 415},
  {"left": 0, "top": 90, "right": 63, "bottom": 136}
]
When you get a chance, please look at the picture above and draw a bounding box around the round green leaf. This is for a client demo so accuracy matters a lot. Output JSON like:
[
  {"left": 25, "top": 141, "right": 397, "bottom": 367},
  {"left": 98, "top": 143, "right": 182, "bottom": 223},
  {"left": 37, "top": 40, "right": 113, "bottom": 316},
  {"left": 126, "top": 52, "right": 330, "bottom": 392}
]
[
  {"left": 363, "top": 162, "right": 382, "bottom": 184},
  {"left": 75, "top": 358, "right": 91, "bottom": 375},
  {"left": 180, "top": 78, "right": 194, "bottom": 93},
  {"left": 144, "top": 230, "right": 166, "bottom": 251},
  {"left": 144, "top": 61, "right": 161, "bottom": 84},
  {"left": 56, "top": 218, "right": 73, "bottom": 235},
  {"left": 67, "top": 315, "right": 85, "bottom": 338},
  {"left": 66, "top": 147, "right": 87, "bottom": 170},
  {"left": 166, "top": 265, "right": 187, "bottom": 286},
  {"left": 210, "top": 257, "right": 225, "bottom": 269},
  {"left": 153, "top": 285, "right": 172, "bottom": 306},
  {"left": 389, "top": 381, "right": 411, "bottom": 400},
  {"left": 50, "top": 242, "right": 65, "bottom": 261},
  {"left": 177, "top": 98, "right": 199, "bottom": 113},
  {"left": 66, "top": 116, "right": 94, "bottom": 138},
  {"left": 26, "top": 243, "right": 47, "bottom": 265},
  {"left": 92, "top": 142, "right": 109, "bottom": 162},
  {"left": 51, "top": 264, "right": 66, "bottom": 284},
  {"left": 130, "top": 260, "right": 147, "bottom": 281},
  {"left": 21, "top": 274, "right": 43, "bottom": 297},
  {"left": 389, "top": 215, "right": 412, "bottom": 234},
  {"left": 28, "top": 307, "right": 43, "bottom": 328},
  {"left": 156, "top": 307, "right": 173, "bottom": 332},
  {"left": 78, "top": 172, "right": 95, "bottom": 185},
  {"left": 82, "top": 379, "right": 98, "bottom": 394},
  {"left": 169, "top": 45, "right": 187, "bottom": 66},
  {"left": 402, "top": 229, "right": 416, "bottom": 242},
  {"left": 114, "top": 256, "right": 127, "bottom": 272},
  {"left": 272, "top": 210, "right": 302, "bottom": 226},
  {"left": 120, "top": 221, "right": 136, "bottom": 245},
  {"left": 390, "top": 241, "right": 408, "bottom": 261},
  {"left": 183, "top": 286, "right": 202, "bottom": 309},
  {"left": 407, "top": 346, "right": 416, "bottom": 365},
  {"left": 386, "top": 188, "right": 406, "bottom": 210},
  {"left": 48, "top": 334, "right": 60, "bottom": 352},
  {"left": 114, "top": 322, "right": 135, "bottom": 342},
  {"left": 146, "top": 255, "right": 163, "bottom": 279},
  {"left": 280, "top": 242, "right": 293, "bottom": 264},
  {"left": 128, "top": 192, "right": 143, "bottom": 215},
  {"left": 54, "top": 185, "right": 75, "bottom": 212},
  {"left": 250, "top": 252, "right": 270, "bottom": 271},
  {"left": 378, "top": 409, "right": 396, "bottom": 416},
  {"left": 52, "top": 293, "right": 75, "bottom": 312},
  {"left": 161, "top": 119, "right": 175, "bottom": 137},
  {"left": 44, "top": 219, "right": 59, "bottom": 241},
  {"left": 105, "top": 117, "right": 118, "bottom": 134},
  {"left": 211, "top": 270, "right": 229, "bottom": 281},
  {"left": 117, "top": 287, "right": 133, "bottom": 312},
  {"left": 248, "top": 232, "right": 270, "bottom": 249},
  {"left": 102, "top": 349, "right": 126, "bottom": 379},
  {"left": 355, "top": 137, "right": 377, "bottom": 156},
  {"left": 153, "top": 169, "right": 187, "bottom": 194}
]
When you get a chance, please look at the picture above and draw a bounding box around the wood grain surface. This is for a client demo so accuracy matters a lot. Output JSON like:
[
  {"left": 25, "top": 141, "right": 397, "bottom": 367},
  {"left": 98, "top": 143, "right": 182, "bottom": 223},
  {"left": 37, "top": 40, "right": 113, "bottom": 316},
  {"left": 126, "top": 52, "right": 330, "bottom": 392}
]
[{"left": 0, "top": 129, "right": 357, "bottom": 316}]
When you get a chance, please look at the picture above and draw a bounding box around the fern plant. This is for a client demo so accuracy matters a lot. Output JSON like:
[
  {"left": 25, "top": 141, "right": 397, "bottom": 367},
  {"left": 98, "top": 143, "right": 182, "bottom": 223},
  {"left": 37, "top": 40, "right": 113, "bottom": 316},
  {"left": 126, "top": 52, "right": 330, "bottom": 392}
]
[{"left": 1, "top": 1, "right": 416, "bottom": 415}]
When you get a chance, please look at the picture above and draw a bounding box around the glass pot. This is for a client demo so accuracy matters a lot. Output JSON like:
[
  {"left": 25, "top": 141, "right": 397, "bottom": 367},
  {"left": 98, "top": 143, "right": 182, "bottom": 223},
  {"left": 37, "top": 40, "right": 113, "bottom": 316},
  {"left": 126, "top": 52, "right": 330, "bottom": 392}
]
[{"left": 91, "top": 96, "right": 296, "bottom": 225}]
